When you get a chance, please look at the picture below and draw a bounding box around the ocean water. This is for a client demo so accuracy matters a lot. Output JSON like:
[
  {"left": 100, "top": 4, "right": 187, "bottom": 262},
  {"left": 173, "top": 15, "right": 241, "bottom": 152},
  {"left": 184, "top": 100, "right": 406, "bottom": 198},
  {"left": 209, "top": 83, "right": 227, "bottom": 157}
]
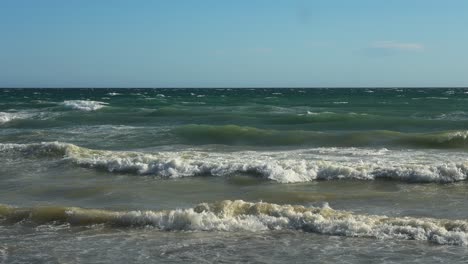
[{"left": 1, "top": 88, "right": 468, "bottom": 263}]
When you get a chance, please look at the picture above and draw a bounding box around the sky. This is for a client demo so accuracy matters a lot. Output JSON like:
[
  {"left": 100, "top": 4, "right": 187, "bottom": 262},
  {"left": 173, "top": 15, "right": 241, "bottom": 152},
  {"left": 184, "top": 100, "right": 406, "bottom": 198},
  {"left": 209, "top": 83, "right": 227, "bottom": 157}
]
[{"left": 0, "top": 0, "right": 467, "bottom": 88}]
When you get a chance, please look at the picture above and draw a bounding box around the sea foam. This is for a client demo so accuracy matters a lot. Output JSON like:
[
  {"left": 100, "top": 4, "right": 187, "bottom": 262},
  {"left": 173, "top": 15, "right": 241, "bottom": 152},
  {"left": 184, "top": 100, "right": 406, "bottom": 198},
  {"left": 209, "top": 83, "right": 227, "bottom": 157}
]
[
  {"left": 0, "top": 112, "right": 17, "bottom": 124},
  {"left": 1, "top": 200, "right": 468, "bottom": 245},
  {"left": 0, "top": 111, "right": 36, "bottom": 124},
  {"left": 62, "top": 100, "right": 108, "bottom": 111},
  {"left": 2, "top": 142, "right": 468, "bottom": 183}
]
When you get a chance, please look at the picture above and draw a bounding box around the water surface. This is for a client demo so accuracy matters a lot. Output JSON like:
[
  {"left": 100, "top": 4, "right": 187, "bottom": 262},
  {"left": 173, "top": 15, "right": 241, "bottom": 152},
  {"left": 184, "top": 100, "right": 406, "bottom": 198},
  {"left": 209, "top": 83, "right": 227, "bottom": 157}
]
[{"left": 1, "top": 88, "right": 468, "bottom": 263}]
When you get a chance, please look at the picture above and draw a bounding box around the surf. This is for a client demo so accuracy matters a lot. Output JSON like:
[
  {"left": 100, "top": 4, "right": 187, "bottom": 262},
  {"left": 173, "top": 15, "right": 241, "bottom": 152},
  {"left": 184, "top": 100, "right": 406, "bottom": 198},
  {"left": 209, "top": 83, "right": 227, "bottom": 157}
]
[
  {"left": 62, "top": 100, "right": 108, "bottom": 111},
  {"left": 1, "top": 200, "right": 467, "bottom": 246},
  {"left": 2, "top": 142, "right": 468, "bottom": 183}
]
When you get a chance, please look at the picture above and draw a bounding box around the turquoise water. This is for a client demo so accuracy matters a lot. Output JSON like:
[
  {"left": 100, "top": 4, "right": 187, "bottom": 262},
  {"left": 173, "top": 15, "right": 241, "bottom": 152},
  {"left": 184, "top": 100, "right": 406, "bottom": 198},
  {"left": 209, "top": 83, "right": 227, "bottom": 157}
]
[{"left": 1, "top": 88, "right": 468, "bottom": 263}]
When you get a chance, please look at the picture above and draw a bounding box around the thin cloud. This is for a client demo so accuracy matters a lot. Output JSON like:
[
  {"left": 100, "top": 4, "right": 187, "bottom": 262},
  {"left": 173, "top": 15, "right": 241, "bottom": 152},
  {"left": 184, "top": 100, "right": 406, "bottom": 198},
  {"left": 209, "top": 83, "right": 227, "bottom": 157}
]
[{"left": 371, "top": 41, "right": 425, "bottom": 52}]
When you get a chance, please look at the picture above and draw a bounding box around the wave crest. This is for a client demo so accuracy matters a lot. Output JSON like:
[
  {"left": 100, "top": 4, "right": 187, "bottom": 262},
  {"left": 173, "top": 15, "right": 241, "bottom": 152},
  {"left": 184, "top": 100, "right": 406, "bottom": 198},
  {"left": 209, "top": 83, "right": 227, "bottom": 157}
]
[
  {"left": 1, "top": 200, "right": 467, "bottom": 245},
  {"left": 62, "top": 100, "right": 108, "bottom": 111},
  {"left": 0, "top": 111, "right": 33, "bottom": 124},
  {"left": 2, "top": 142, "right": 468, "bottom": 183}
]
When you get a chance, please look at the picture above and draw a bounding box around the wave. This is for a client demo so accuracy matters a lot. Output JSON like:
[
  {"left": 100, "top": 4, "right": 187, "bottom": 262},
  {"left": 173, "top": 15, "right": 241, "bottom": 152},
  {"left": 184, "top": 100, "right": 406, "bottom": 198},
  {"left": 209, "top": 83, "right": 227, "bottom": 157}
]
[
  {"left": 0, "top": 112, "right": 30, "bottom": 124},
  {"left": 1, "top": 200, "right": 467, "bottom": 245},
  {"left": 143, "top": 107, "right": 380, "bottom": 123},
  {"left": 118, "top": 105, "right": 468, "bottom": 124},
  {"left": 2, "top": 142, "right": 468, "bottom": 183},
  {"left": 173, "top": 125, "right": 468, "bottom": 149},
  {"left": 62, "top": 100, "right": 108, "bottom": 111},
  {"left": 275, "top": 111, "right": 381, "bottom": 124},
  {"left": 0, "top": 111, "right": 55, "bottom": 125},
  {"left": 271, "top": 108, "right": 467, "bottom": 126},
  {"left": 433, "top": 111, "right": 468, "bottom": 121}
]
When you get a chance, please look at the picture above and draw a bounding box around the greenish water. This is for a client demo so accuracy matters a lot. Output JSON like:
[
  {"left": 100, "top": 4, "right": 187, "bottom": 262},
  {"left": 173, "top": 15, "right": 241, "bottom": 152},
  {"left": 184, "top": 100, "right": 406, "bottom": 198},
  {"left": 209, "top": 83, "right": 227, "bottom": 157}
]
[{"left": 1, "top": 88, "right": 468, "bottom": 263}]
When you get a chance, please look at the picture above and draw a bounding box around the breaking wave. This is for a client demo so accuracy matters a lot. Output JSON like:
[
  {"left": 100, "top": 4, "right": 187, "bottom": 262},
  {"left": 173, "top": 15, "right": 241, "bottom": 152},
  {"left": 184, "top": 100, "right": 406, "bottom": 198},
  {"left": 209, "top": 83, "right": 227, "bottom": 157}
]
[
  {"left": 0, "top": 111, "right": 33, "bottom": 124},
  {"left": 0, "top": 111, "right": 39, "bottom": 125},
  {"left": 1, "top": 200, "right": 467, "bottom": 245},
  {"left": 62, "top": 100, "right": 108, "bottom": 111},
  {"left": 0, "top": 111, "right": 56, "bottom": 125},
  {"left": 2, "top": 142, "right": 468, "bottom": 183}
]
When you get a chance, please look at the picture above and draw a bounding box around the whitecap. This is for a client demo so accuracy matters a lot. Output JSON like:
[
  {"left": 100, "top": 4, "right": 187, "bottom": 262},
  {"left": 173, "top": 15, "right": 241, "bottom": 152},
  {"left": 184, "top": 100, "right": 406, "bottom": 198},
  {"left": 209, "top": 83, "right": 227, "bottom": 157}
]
[
  {"left": 0, "top": 111, "right": 33, "bottom": 124},
  {"left": 2, "top": 200, "right": 468, "bottom": 245},
  {"left": 2, "top": 142, "right": 468, "bottom": 184},
  {"left": 62, "top": 100, "right": 108, "bottom": 111},
  {"left": 445, "top": 90, "right": 455, "bottom": 95},
  {"left": 426, "top": 97, "right": 449, "bottom": 100},
  {"left": 0, "top": 112, "right": 16, "bottom": 124}
]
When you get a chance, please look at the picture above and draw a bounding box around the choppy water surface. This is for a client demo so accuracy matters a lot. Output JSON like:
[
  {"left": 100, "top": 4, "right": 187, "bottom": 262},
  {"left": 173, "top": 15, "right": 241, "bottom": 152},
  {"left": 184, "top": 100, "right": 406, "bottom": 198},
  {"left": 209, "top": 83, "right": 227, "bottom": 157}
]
[{"left": 1, "top": 88, "right": 468, "bottom": 263}]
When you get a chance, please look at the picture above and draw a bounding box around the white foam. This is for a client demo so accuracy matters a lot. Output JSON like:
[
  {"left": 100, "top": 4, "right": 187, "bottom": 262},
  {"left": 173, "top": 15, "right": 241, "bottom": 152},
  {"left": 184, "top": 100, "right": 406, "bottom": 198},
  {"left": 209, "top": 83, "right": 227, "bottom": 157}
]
[
  {"left": 0, "top": 111, "right": 34, "bottom": 124},
  {"left": 445, "top": 90, "right": 455, "bottom": 95},
  {"left": 2, "top": 142, "right": 468, "bottom": 183},
  {"left": 302, "top": 111, "right": 333, "bottom": 116},
  {"left": 62, "top": 100, "right": 108, "bottom": 111},
  {"left": 3, "top": 200, "right": 466, "bottom": 245},
  {"left": 60, "top": 200, "right": 468, "bottom": 245},
  {"left": 72, "top": 147, "right": 468, "bottom": 183},
  {"left": 426, "top": 97, "right": 449, "bottom": 100},
  {"left": 434, "top": 112, "right": 468, "bottom": 121},
  {"left": 438, "top": 131, "right": 468, "bottom": 142},
  {"left": 0, "top": 112, "right": 15, "bottom": 124}
]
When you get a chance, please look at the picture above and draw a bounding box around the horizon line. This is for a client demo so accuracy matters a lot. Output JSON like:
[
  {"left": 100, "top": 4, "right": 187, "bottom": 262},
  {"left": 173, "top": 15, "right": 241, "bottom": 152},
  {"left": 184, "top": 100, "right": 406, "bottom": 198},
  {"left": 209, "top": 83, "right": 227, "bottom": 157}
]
[{"left": 1, "top": 86, "right": 467, "bottom": 89}]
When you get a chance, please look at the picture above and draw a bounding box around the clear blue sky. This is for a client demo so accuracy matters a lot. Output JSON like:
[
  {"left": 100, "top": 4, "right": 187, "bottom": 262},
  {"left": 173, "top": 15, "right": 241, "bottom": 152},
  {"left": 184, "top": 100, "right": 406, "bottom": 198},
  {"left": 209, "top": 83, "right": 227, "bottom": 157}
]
[{"left": 1, "top": 0, "right": 467, "bottom": 87}]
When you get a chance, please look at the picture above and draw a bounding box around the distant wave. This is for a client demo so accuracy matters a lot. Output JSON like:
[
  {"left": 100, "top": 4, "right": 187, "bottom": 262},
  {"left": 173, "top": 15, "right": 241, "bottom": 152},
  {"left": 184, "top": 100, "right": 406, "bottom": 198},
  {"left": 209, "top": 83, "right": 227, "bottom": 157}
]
[
  {"left": 1, "top": 200, "right": 467, "bottom": 245},
  {"left": 2, "top": 142, "right": 468, "bottom": 183},
  {"left": 146, "top": 106, "right": 468, "bottom": 124},
  {"left": 62, "top": 100, "right": 108, "bottom": 111},
  {"left": 267, "top": 111, "right": 377, "bottom": 124},
  {"left": 0, "top": 112, "right": 30, "bottom": 124},
  {"left": 432, "top": 111, "right": 468, "bottom": 121},
  {"left": 148, "top": 108, "right": 377, "bottom": 123},
  {"left": 173, "top": 125, "right": 468, "bottom": 149},
  {"left": 0, "top": 111, "right": 54, "bottom": 125}
]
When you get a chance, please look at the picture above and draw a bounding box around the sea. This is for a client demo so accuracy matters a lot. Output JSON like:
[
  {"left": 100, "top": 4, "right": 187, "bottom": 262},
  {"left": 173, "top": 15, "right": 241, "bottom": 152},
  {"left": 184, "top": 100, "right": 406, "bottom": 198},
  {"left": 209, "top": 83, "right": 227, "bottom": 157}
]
[{"left": 1, "top": 88, "right": 468, "bottom": 263}]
